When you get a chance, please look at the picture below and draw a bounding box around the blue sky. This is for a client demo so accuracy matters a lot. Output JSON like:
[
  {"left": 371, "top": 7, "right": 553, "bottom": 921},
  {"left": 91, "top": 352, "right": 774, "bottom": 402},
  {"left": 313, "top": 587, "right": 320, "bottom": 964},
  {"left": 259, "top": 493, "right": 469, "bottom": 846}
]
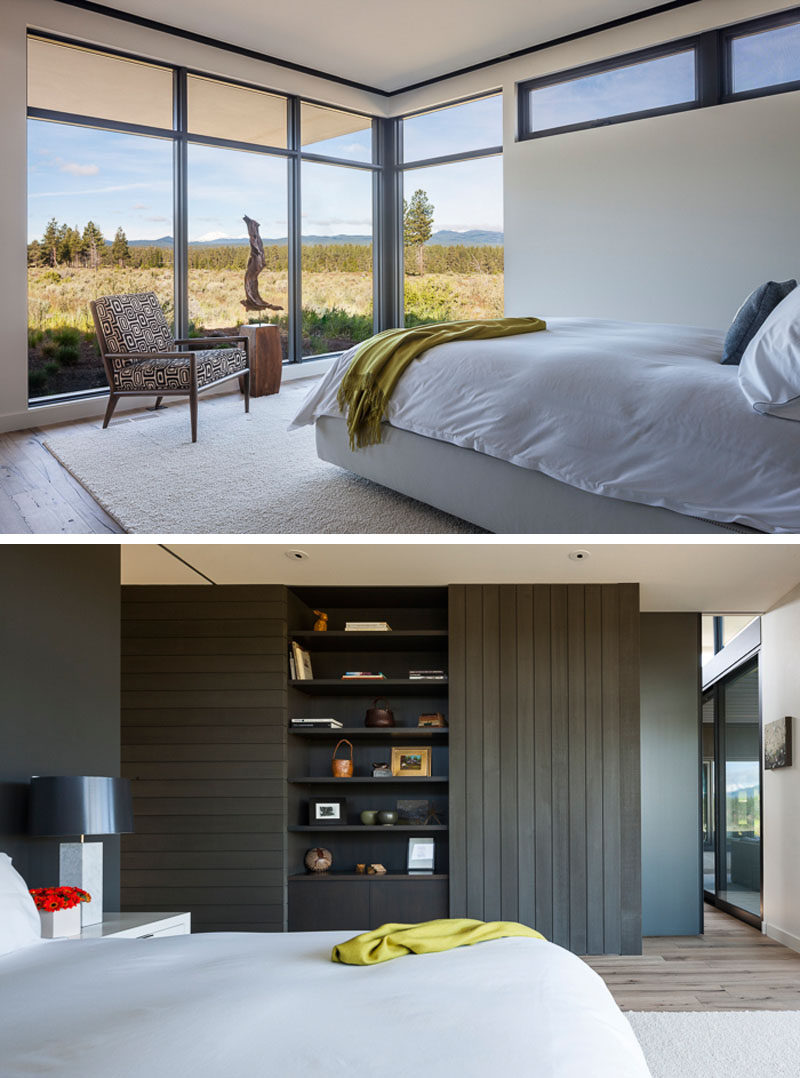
[{"left": 29, "top": 99, "right": 503, "bottom": 244}]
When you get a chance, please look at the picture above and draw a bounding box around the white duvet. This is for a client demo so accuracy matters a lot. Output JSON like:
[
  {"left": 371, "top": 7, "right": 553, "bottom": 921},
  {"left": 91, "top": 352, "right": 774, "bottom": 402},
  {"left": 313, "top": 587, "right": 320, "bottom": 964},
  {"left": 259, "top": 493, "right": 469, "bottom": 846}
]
[
  {"left": 290, "top": 318, "right": 800, "bottom": 533},
  {"left": 0, "top": 932, "right": 649, "bottom": 1077}
]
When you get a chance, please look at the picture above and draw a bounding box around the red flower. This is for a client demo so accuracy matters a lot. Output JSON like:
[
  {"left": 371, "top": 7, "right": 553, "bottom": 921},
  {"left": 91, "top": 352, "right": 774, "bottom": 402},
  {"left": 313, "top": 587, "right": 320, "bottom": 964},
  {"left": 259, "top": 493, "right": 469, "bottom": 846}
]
[{"left": 30, "top": 886, "right": 91, "bottom": 911}]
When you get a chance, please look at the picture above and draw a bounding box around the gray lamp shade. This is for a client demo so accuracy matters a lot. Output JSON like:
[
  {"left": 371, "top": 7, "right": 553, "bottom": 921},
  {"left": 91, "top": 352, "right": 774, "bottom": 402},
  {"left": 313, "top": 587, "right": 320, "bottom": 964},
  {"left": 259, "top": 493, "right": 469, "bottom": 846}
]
[{"left": 29, "top": 776, "right": 134, "bottom": 836}]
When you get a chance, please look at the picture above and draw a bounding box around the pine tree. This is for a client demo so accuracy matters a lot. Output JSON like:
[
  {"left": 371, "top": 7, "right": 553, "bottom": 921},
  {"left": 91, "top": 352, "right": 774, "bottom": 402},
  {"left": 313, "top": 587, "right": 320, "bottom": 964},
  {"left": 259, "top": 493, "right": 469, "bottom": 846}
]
[
  {"left": 111, "top": 227, "right": 130, "bottom": 267},
  {"left": 403, "top": 189, "right": 434, "bottom": 275},
  {"left": 42, "top": 218, "right": 59, "bottom": 267},
  {"left": 27, "top": 240, "right": 44, "bottom": 267},
  {"left": 83, "top": 221, "right": 105, "bottom": 270}
]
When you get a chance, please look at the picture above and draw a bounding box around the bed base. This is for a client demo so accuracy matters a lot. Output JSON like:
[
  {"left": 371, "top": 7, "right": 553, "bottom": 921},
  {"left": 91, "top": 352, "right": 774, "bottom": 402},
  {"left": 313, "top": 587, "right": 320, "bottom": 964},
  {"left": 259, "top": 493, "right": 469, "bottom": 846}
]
[{"left": 315, "top": 416, "right": 757, "bottom": 535}]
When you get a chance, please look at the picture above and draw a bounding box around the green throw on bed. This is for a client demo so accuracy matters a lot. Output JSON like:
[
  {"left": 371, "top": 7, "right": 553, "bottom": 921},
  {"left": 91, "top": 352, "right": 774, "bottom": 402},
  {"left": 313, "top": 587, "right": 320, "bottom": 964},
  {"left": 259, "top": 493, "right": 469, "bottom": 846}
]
[
  {"left": 336, "top": 316, "right": 547, "bottom": 449},
  {"left": 331, "top": 918, "right": 545, "bottom": 966}
]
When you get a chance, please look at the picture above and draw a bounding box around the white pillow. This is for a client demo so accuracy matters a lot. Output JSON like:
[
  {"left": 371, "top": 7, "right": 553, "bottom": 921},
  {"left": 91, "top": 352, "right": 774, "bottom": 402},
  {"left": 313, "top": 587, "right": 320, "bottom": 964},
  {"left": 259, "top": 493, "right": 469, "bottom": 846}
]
[
  {"left": 0, "top": 852, "right": 42, "bottom": 956},
  {"left": 739, "top": 284, "right": 800, "bottom": 420}
]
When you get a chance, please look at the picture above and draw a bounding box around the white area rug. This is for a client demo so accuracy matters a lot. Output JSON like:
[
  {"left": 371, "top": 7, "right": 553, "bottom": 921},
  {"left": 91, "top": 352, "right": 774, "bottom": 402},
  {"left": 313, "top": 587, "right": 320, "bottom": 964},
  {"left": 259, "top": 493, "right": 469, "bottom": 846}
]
[
  {"left": 628, "top": 1010, "right": 800, "bottom": 1078},
  {"left": 42, "top": 379, "right": 481, "bottom": 534}
]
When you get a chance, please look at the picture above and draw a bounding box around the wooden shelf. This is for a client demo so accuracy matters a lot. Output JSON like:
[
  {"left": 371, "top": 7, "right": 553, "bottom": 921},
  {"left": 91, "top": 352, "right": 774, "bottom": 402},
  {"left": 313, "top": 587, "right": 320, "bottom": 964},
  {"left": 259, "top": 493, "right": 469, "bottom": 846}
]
[
  {"left": 290, "top": 630, "right": 448, "bottom": 652},
  {"left": 289, "top": 825, "right": 448, "bottom": 832},
  {"left": 289, "top": 679, "right": 448, "bottom": 695},
  {"left": 289, "top": 726, "right": 448, "bottom": 738},
  {"left": 289, "top": 776, "right": 448, "bottom": 784},
  {"left": 290, "top": 873, "right": 448, "bottom": 881}
]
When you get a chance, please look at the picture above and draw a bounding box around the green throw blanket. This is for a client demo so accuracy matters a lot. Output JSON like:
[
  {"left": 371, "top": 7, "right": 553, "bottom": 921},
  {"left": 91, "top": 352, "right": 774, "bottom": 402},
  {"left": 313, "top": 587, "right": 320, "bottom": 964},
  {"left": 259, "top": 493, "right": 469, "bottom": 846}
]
[
  {"left": 331, "top": 917, "right": 544, "bottom": 966},
  {"left": 337, "top": 317, "right": 547, "bottom": 449}
]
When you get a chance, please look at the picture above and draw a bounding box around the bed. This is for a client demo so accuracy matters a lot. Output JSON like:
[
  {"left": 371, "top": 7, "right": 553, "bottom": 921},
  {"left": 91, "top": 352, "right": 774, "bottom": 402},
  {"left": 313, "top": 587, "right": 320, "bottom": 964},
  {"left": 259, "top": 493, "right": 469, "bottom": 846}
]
[
  {"left": 290, "top": 318, "right": 800, "bottom": 534},
  {"left": 1, "top": 931, "right": 650, "bottom": 1077}
]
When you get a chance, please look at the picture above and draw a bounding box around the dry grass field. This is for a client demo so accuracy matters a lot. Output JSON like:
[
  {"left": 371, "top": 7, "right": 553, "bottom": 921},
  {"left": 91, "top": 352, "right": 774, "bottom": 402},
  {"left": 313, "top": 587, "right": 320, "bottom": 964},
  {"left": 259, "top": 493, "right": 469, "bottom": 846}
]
[{"left": 27, "top": 265, "right": 503, "bottom": 396}]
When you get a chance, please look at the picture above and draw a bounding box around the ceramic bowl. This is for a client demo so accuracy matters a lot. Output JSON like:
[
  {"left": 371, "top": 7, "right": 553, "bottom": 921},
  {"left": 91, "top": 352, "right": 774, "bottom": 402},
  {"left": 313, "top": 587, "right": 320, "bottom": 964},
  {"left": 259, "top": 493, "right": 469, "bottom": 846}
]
[
  {"left": 360, "top": 810, "right": 378, "bottom": 825},
  {"left": 377, "top": 810, "right": 398, "bottom": 826}
]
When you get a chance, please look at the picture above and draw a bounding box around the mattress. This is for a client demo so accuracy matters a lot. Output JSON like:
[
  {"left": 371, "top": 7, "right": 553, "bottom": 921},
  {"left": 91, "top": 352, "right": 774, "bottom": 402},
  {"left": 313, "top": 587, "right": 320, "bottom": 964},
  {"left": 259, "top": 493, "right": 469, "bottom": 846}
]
[
  {"left": 0, "top": 932, "right": 650, "bottom": 1077},
  {"left": 291, "top": 318, "right": 800, "bottom": 533}
]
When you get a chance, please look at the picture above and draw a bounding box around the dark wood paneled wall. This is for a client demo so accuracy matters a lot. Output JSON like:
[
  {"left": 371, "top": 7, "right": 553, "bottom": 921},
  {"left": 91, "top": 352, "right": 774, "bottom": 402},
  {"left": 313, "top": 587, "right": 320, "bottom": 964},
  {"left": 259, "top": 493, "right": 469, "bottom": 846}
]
[
  {"left": 120, "top": 585, "right": 287, "bottom": 932},
  {"left": 449, "top": 584, "right": 641, "bottom": 955}
]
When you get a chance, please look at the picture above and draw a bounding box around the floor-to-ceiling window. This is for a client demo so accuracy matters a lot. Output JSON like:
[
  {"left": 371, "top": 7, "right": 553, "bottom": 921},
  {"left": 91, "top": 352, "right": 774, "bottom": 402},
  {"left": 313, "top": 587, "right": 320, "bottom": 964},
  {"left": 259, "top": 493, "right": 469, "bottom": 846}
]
[
  {"left": 27, "top": 36, "right": 175, "bottom": 401},
  {"left": 26, "top": 34, "right": 379, "bottom": 400},
  {"left": 399, "top": 93, "right": 503, "bottom": 326},
  {"left": 702, "top": 618, "right": 762, "bottom": 925}
]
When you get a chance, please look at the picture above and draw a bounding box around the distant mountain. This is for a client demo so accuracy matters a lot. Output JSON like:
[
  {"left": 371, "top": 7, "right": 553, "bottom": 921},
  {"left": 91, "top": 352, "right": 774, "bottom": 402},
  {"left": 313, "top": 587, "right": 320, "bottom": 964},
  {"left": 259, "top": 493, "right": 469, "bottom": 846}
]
[{"left": 127, "top": 229, "right": 504, "bottom": 248}]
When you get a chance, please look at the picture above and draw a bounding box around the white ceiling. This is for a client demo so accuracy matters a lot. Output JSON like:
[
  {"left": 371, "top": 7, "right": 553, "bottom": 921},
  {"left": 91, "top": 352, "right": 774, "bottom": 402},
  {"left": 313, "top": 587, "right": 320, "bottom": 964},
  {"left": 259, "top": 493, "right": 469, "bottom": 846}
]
[
  {"left": 99, "top": 0, "right": 663, "bottom": 92},
  {"left": 121, "top": 542, "right": 800, "bottom": 612}
]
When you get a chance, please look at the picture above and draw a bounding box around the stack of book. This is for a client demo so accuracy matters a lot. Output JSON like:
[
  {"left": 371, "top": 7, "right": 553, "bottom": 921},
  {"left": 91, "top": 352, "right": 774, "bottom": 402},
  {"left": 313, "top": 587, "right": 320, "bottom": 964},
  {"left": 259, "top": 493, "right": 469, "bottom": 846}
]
[
  {"left": 408, "top": 669, "right": 448, "bottom": 681},
  {"left": 289, "top": 642, "right": 313, "bottom": 680},
  {"left": 344, "top": 621, "right": 392, "bottom": 632},
  {"left": 290, "top": 717, "right": 343, "bottom": 730},
  {"left": 341, "top": 671, "right": 387, "bottom": 679}
]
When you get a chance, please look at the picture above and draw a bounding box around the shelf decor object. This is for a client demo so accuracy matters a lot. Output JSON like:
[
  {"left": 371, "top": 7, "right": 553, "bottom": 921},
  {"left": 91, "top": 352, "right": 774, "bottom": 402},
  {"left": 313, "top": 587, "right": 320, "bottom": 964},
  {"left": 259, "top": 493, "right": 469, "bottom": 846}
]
[
  {"left": 390, "top": 746, "right": 432, "bottom": 778},
  {"left": 305, "top": 847, "right": 333, "bottom": 873},
  {"left": 313, "top": 610, "right": 328, "bottom": 631},
  {"left": 331, "top": 739, "right": 354, "bottom": 778},
  {"left": 407, "top": 837, "right": 435, "bottom": 874},
  {"left": 309, "top": 797, "right": 347, "bottom": 825},
  {"left": 28, "top": 775, "right": 133, "bottom": 927},
  {"left": 418, "top": 712, "right": 447, "bottom": 727},
  {"left": 364, "top": 698, "right": 395, "bottom": 728}
]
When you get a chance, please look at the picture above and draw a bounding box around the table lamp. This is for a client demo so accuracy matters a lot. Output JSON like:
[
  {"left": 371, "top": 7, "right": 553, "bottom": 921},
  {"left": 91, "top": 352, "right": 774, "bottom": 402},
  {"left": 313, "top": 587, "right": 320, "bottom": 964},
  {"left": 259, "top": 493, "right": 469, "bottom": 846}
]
[{"left": 29, "top": 776, "right": 134, "bottom": 926}]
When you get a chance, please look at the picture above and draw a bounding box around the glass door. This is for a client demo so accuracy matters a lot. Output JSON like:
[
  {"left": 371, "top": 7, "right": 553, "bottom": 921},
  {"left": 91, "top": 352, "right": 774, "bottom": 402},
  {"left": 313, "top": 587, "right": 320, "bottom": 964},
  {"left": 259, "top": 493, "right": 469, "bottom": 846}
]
[{"left": 703, "top": 658, "right": 762, "bottom": 925}]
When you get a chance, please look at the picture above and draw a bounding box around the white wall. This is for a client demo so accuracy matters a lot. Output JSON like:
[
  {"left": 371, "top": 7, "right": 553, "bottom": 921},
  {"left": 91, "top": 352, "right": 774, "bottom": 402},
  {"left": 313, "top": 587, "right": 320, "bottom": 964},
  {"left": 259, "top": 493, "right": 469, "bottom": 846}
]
[
  {"left": 0, "top": 0, "right": 384, "bottom": 433},
  {"left": 761, "top": 580, "right": 800, "bottom": 952},
  {"left": 390, "top": 0, "right": 800, "bottom": 328}
]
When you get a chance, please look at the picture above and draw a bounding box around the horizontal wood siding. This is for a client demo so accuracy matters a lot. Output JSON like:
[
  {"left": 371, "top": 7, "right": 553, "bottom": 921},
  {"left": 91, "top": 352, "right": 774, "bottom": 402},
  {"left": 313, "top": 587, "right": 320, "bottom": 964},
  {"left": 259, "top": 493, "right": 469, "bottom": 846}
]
[
  {"left": 120, "top": 585, "right": 287, "bottom": 932},
  {"left": 449, "top": 583, "right": 641, "bottom": 955}
]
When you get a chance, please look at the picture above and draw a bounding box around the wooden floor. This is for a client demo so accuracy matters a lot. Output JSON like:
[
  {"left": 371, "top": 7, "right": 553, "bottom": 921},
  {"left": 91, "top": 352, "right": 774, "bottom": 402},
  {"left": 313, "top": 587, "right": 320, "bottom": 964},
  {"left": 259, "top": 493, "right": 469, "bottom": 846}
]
[
  {"left": 0, "top": 425, "right": 122, "bottom": 534},
  {"left": 585, "top": 905, "right": 800, "bottom": 1011}
]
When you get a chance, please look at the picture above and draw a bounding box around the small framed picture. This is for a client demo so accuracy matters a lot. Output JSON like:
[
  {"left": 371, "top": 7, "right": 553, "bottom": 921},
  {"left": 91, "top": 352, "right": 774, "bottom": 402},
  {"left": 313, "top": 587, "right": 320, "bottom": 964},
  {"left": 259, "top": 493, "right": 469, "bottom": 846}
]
[
  {"left": 407, "top": 836, "right": 435, "bottom": 873},
  {"left": 391, "top": 746, "right": 431, "bottom": 777},
  {"left": 308, "top": 797, "right": 346, "bottom": 825},
  {"left": 765, "top": 716, "right": 793, "bottom": 770}
]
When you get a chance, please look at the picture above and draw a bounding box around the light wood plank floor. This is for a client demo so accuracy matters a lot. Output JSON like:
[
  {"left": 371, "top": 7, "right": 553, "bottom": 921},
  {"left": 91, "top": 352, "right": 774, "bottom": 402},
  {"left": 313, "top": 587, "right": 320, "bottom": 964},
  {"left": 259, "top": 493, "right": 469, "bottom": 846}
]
[
  {"left": 585, "top": 905, "right": 800, "bottom": 1011},
  {"left": 0, "top": 426, "right": 122, "bottom": 534}
]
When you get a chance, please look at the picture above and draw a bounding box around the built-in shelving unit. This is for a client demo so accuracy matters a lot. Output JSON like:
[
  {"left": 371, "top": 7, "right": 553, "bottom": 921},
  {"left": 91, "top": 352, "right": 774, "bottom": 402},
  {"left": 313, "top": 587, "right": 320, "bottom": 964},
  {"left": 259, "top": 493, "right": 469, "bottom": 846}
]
[{"left": 286, "top": 586, "right": 450, "bottom": 931}]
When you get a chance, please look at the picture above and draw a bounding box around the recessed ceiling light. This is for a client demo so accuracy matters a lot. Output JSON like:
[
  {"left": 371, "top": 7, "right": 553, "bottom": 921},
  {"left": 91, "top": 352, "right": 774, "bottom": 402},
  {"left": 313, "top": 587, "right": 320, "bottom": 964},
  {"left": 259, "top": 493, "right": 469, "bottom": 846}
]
[
  {"left": 568, "top": 549, "right": 591, "bottom": 562},
  {"left": 284, "top": 549, "right": 309, "bottom": 561}
]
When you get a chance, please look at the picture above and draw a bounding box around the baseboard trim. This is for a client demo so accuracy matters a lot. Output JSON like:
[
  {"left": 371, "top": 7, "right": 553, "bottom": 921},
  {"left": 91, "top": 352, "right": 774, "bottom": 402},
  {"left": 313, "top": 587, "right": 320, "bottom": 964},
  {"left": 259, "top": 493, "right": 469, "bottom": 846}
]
[{"left": 764, "top": 922, "right": 800, "bottom": 953}]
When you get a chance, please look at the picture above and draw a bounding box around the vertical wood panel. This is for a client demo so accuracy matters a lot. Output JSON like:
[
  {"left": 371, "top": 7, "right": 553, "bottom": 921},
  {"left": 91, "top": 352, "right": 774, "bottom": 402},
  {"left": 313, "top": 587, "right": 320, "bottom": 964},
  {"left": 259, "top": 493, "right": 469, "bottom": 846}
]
[
  {"left": 448, "top": 586, "right": 467, "bottom": 918},
  {"left": 601, "top": 585, "right": 622, "bottom": 954},
  {"left": 584, "top": 585, "right": 605, "bottom": 954},
  {"left": 120, "top": 585, "right": 288, "bottom": 933},
  {"left": 464, "top": 586, "right": 485, "bottom": 919},
  {"left": 499, "top": 586, "right": 519, "bottom": 922},
  {"left": 568, "top": 586, "right": 588, "bottom": 955},
  {"left": 482, "top": 586, "right": 501, "bottom": 921},
  {"left": 619, "top": 583, "right": 642, "bottom": 955},
  {"left": 533, "top": 585, "right": 553, "bottom": 940},
  {"left": 515, "top": 586, "right": 535, "bottom": 928},
  {"left": 449, "top": 582, "right": 640, "bottom": 955}
]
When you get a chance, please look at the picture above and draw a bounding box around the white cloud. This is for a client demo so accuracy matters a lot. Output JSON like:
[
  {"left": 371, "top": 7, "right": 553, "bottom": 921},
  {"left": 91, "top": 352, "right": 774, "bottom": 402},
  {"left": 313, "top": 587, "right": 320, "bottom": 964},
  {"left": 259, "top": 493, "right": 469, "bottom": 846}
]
[
  {"left": 144, "top": 215, "right": 169, "bottom": 224},
  {"left": 132, "top": 202, "right": 150, "bottom": 211},
  {"left": 58, "top": 161, "right": 100, "bottom": 177}
]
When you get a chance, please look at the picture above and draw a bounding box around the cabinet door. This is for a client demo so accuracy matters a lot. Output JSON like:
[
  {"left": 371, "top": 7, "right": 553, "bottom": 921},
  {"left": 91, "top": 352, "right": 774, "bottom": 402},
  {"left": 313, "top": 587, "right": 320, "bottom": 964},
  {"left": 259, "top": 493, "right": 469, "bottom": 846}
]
[
  {"left": 289, "top": 880, "right": 370, "bottom": 932},
  {"left": 369, "top": 880, "right": 448, "bottom": 928}
]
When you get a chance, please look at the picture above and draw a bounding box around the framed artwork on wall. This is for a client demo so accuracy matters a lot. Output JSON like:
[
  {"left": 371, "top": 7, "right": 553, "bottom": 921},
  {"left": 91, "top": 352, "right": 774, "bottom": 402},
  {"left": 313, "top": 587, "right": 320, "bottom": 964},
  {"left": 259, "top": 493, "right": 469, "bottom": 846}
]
[
  {"left": 308, "top": 797, "right": 347, "bottom": 825},
  {"left": 390, "top": 746, "right": 431, "bottom": 777},
  {"left": 765, "top": 716, "right": 793, "bottom": 770}
]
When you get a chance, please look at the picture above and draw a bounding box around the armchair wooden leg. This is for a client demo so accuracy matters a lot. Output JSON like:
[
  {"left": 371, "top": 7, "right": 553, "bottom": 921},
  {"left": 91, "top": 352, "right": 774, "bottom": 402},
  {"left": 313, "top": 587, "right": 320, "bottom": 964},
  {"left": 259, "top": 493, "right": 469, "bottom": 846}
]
[
  {"left": 243, "top": 370, "right": 250, "bottom": 414},
  {"left": 189, "top": 385, "right": 198, "bottom": 443},
  {"left": 102, "top": 393, "right": 119, "bottom": 429}
]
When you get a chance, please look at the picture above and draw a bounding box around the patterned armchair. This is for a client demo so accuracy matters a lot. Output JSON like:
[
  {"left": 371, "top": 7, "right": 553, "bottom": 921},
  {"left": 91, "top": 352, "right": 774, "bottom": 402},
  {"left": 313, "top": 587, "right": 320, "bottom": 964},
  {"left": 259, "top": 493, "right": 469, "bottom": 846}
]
[{"left": 90, "top": 292, "right": 250, "bottom": 442}]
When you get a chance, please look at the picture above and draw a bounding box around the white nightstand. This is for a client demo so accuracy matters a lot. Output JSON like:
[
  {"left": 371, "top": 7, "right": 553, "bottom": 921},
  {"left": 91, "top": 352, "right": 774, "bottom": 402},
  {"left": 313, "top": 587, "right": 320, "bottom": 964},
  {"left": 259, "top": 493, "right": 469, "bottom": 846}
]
[{"left": 77, "top": 912, "right": 191, "bottom": 939}]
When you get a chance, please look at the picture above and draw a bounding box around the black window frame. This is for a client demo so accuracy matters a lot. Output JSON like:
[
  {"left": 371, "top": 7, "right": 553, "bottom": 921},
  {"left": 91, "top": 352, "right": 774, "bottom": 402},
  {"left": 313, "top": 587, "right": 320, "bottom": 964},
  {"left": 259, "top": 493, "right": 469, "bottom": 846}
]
[{"left": 517, "top": 5, "right": 800, "bottom": 141}]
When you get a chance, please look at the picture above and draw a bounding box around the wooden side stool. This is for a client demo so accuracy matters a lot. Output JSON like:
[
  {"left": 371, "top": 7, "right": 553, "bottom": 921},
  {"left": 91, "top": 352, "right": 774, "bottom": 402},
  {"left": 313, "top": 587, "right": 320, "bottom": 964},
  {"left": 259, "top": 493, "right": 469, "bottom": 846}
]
[{"left": 238, "top": 323, "right": 282, "bottom": 397}]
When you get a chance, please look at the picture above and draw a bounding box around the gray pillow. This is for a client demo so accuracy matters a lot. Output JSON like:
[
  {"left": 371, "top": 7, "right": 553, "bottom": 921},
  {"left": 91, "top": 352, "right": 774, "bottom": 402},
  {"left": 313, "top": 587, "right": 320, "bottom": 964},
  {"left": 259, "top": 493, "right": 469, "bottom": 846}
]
[{"left": 722, "top": 279, "right": 796, "bottom": 365}]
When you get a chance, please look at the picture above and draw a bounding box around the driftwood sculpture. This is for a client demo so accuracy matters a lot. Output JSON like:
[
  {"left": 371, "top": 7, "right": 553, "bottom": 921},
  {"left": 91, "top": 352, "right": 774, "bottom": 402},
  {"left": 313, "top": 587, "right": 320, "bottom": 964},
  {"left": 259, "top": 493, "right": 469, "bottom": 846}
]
[{"left": 241, "top": 214, "right": 283, "bottom": 313}]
